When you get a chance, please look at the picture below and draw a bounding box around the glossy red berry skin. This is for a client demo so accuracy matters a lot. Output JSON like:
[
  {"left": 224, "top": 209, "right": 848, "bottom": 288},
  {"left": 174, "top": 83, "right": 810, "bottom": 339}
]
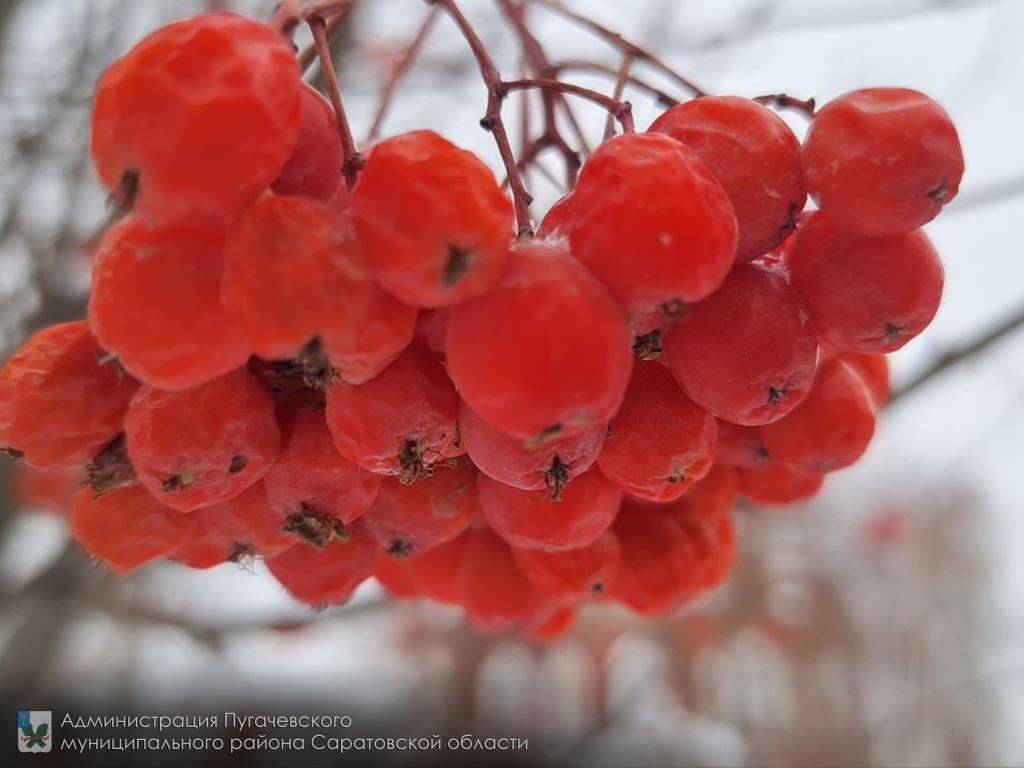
[
  {"left": 458, "top": 400, "right": 604, "bottom": 494},
  {"left": 735, "top": 462, "right": 824, "bottom": 505},
  {"left": 72, "top": 485, "right": 192, "bottom": 574},
  {"left": 447, "top": 242, "right": 632, "bottom": 442},
  {"left": 787, "top": 213, "right": 944, "bottom": 353},
  {"left": 0, "top": 321, "right": 138, "bottom": 467},
  {"left": 363, "top": 458, "right": 478, "bottom": 557},
  {"left": 536, "top": 193, "right": 575, "bottom": 241},
  {"left": 223, "top": 196, "right": 373, "bottom": 360},
  {"left": 323, "top": 283, "right": 418, "bottom": 385},
  {"left": 325, "top": 345, "right": 461, "bottom": 481},
  {"left": 124, "top": 368, "right": 280, "bottom": 512},
  {"left": 714, "top": 420, "right": 770, "bottom": 468},
  {"left": 512, "top": 530, "right": 621, "bottom": 600},
  {"left": 665, "top": 263, "right": 819, "bottom": 426},
  {"left": 598, "top": 363, "right": 717, "bottom": 501},
  {"left": 478, "top": 466, "right": 621, "bottom": 551},
  {"left": 89, "top": 216, "right": 250, "bottom": 390},
  {"left": 803, "top": 88, "right": 964, "bottom": 237},
  {"left": 760, "top": 358, "right": 876, "bottom": 473},
  {"left": 570, "top": 133, "right": 737, "bottom": 324},
  {"left": 91, "top": 13, "right": 301, "bottom": 225},
  {"left": 266, "top": 521, "right": 380, "bottom": 606},
  {"left": 271, "top": 83, "right": 342, "bottom": 201},
  {"left": 460, "top": 526, "right": 546, "bottom": 632},
  {"left": 649, "top": 96, "right": 805, "bottom": 262},
  {"left": 352, "top": 130, "right": 513, "bottom": 308}
]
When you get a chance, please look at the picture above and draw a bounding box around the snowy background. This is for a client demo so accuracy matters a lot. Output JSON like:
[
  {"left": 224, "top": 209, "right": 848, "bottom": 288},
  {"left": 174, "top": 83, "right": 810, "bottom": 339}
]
[{"left": 1, "top": 0, "right": 1022, "bottom": 765}]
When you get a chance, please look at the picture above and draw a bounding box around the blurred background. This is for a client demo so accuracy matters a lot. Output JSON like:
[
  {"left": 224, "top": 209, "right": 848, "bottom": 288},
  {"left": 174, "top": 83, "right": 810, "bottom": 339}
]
[{"left": 1, "top": 0, "right": 1023, "bottom": 765}]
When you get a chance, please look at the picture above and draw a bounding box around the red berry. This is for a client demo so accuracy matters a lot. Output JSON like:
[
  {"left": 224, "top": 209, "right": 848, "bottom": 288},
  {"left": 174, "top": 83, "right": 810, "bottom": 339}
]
[
  {"left": 649, "top": 96, "right": 805, "bottom": 262},
  {"left": 520, "top": 604, "right": 578, "bottom": 641},
  {"left": 374, "top": 556, "right": 420, "bottom": 598},
  {"left": 674, "top": 509, "right": 737, "bottom": 592},
  {"left": 363, "top": 458, "right": 478, "bottom": 557},
  {"left": 597, "top": 363, "right": 716, "bottom": 501},
  {"left": 735, "top": 462, "right": 824, "bottom": 505},
  {"left": 842, "top": 351, "right": 890, "bottom": 408},
  {"left": 512, "top": 530, "right": 621, "bottom": 600},
  {"left": 352, "top": 130, "right": 513, "bottom": 307},
  {"left": 803, "top": 88, "right": 964, "bottom": 237},
  {"left": 460, "top": 526, "right": 546, "bottom": 632},
  {"left": 570, "top": 133, "right": 737, "bottom": 324},
  {"left": 668, "top": 464, "right": 737, "bottom": 522},
  {"left": 125, "top": 368, "right": 280, "bottom": 512},
  {"left": 264, "top": 403, "right": 381, "bottom": 548},
  {"left": 0, "top": 321, "right": 138, "bottom": 467},
  {"left": 447, "top": 242, "right": 632, "bottom": 442},
  {"left": 266, "top": 521, "right": 380, "bottom": 606},
  {"left": 536, "top": 193, "right": 575, "bottom": 241},
  {"left": 412, "top": 308, "right": 451, "bottom": 359},
  {"left": 13, "top": 464, "right": 82, "bottom": 515},
  {"left": 325, "top": 345, "right": 461, "bottom": 481},
  {"left": 72, "top": 485, "right": 191, "bottom": 574},
  {"left": 760, "top": 358, "right": 876, "bottom": 473},
  {"left": 714, "top": 420, "right": 770, "bottom": 468},
  {"left": 173, "top": 503, "right": 253, "bottom": 569},
  {"left": 323, "top": 283, "right": 418, "bottom": 385},
  {"left": 406, "top": 531, "right": 469, "bottom": 604},
  {"left": 478, "top": 466, "right": 621, "bottom": 551},
  {"left": 458, "top": 399, "right": 604, "bottom": 496},
  {"left": 271, "top": 83, "right": 342, "bottom": 201},
  {"left": 222, "top": 195, "right": 373, "bottom": 360},
  {"left": 787, "top": 213, "right": 943, "bottom": 353},
  {"left": 91, "top": 13, "right": 301, "bottom": 224},
  {"left": 89, "top": 216, "right": 250, "bottom": 390},
  {"left": 665, "top": 263, "right": 819, "bottom": 425},
  {"left": 218, "top": 481, "right": 295, "bottom": 557}
]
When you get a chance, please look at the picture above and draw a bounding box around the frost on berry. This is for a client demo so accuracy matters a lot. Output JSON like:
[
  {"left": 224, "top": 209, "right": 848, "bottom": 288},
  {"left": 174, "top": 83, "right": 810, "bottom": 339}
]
[
  {"left": 352, "top": 130, "right": 514, "bottom": 308},
  {"left": 0, "top": 321, "right": 138, "bottom": 468},
  {"left": 90, "top": 13, "right": 302, "bottom": 224},
  {"left": 124, "top": 368, "right": 281, "bottom": 512}
]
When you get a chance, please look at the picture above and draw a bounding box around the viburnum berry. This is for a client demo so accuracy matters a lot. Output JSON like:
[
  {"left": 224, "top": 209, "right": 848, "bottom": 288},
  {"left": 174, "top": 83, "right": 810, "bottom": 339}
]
[
  {"left": 173, "top": 503, "right": 254, "bottom": 569},
  {"left": 649, "top": 96, "right": 805, "bottom": 262},
  {"left": 447, "top": 242, "right": 632, "bottom": 442},
  {"left": 460, "top": 526, "right": 547, "bottom": 632},
  {"left": 374, "top": 555, "right": 421, "bottom": 598},
  {"left": 520, "top": 604, "right": 578, "bottom": 641},
  {"left": 842, "top": 351, "right": 890, "bottom": 408},
  {"left": 412, "top": 308, "right": 451, "bottom": 359},
  {"left": 325, "top": 345, "right": 461, "bottom": 481},
  {"left": 597, "top": 362, "right": 717, "bottom": 501},
  {"left": 0, "top": 321, "right": 138, "bottom": 467},
  {"left": 536, "top": 193, "right": 575, "bottom": 241},
  {"left": 512, "top": 530, "right": 621, "bottom": 600},
  {"left": 569, "top": 132, "right": 737, "bottom": 327},
  {"left": 263, "top": 403, "right": 381, "bottom": 548},
  {"left": 714, "top": 420, "right": 770, "bottom": 468},
  {"left": 803, "top": 88, "right": 964, "bottom": 237},
  {"left": 667, "top": 465, "right": 738, "bottom": 522},
  {"left": 478, "top": 466, "right": 621, "bottom": 551},
  {"left": 217, "top": 481, "right": 295, "bottom": 557},
  {"left": 124, "top": 368, "right": 280, "bottom": 512},
  {"left": 406, "top": 531, "right": 469, "bottom": 604},
  {"left": 89, "top": 216, "right": 250, "bottom": 390},
  {"left": 323, "top": 283, "right": 418, "bottom": 385},
  {"left": 787, "top": 213, "right": 944, "bottom": 353},
  {"left": 760, "top": 358, "right": 876, "bottom": 473},
  {"left": 665, "top": 263, "right": 819, "bottom": 425},
  {"left": 222, "top": 195, "right": 373, "bottom": 360},
  {"left": 673, "top": 507, "right": 737, "bottom": 592},
  {"left": 265, "top": 521, "right": 380, "bottom": 606},
  {"left": 735, "top": 461, "right": 824, "bottom": 505},
  {"left": 352, "top": 130, "right": 513, "bottom": 307},
  {"left": 12, "top": 464, "right": 82, "bottom": 515},
  {"left": 72, "top": 485, "right": 192, "bottom": 574},
  {"left": 271, "top": 83, "right": 342, "bottom": 201},
  {"left": 91, "top": 13, "right": 302, "bottom": 224},
  {"left": 458, "top": 400, "right": 604, "bottom": 497},
  {"left": 363, "top": 457, "right": 478, "bottom": 557}
]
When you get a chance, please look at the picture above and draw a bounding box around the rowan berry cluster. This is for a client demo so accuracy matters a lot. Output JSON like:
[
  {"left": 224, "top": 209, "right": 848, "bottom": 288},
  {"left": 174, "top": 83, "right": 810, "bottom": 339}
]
[{"left": 0, "top": 11, "right": 963, "bottom": 638}]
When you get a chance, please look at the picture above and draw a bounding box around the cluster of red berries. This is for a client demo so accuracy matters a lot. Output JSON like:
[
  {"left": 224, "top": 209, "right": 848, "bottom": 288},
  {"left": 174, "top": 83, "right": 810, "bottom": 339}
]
[{"left": 0, "top": 12, "right": 963, "bottom": 637}]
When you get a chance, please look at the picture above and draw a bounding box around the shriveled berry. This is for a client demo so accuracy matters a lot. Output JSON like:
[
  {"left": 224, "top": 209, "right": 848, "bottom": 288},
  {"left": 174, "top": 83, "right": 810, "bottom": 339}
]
[
  {"left": 91, "top": 13, "right": 301, "bottom": 224},
  {"left": 570, "top": 133, "right": 737, "bottom": 325},
  {"left": 271, "top": 83, "right": 342, "bottom": 201},
  {"left": 787, "top": 213, "right": 944, "bottom": 353},
  {"left": 447, "top": 242, "right": 632, "bottom": 442},
  {"left": 666, "top": 263, "right": 819, "bottom": 425},
  {"left": 512, "top": 530, "right": 621, "bottom": 600},
  {"left": 736, "top": 462, "right": 824, "bottom": 505},
  {"left": 478, "top": 466, "right": 621, "bottom": 551},
  {"left": 714, "top": 420, "right": 770, "bottom": 468},
  {"left": 363, "top": 458, "right": 477, "bottom": 557},
  {"left": 597, "top": 362, "right": 716, "bottom": 501},
  {"left": 325, "top": 345, "right": 461, "bottom": 481},
  {"left": 458, "top": 400, "right": 604, "bottom": 497},
  {"left": 650, "top": 96, "right": 805, "bottom": 262},
  {"left": 89, "top": 216, "right": 250, "bottom": 390},
  {"left": 223, "top": 195, "right": 373, "bottom": 360},
  {"left": 0, "top": 321, "right": 137, "bottom": 467},
  {"left": 536, "top": 193, "right": 575, "bottom": 241},
  {"left": 125, "top": 368, "right": 280, "bottom": 512},
  {"left": 803, "top": 88, "right": 964, "bottom": 237},
  {"left": 352, "top": 130, "right": 513, "bottom": 307},
  {"left": 460, "top": 526, "right": 546, "bottom": 632}
]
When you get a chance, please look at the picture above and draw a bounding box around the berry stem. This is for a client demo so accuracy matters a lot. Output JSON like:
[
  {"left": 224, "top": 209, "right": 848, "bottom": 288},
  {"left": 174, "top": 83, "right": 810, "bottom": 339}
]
[
  {"left": 754, "top": 93, "right": 817, "bottom": 119},
  {"left": 298, "top": 9, "right": 352, "bottom": 73},
  {"left": 503, "top": 78, "right": 634, "bottom": 133},
  {"left": 604, "top": 53, "right": 634, "bottom": 140},
  {"left": 548, "top": 59, "right": 680, "bottom": 108},
  {"left": 270, "top": 0, "right": 355, "bottom": 35}
]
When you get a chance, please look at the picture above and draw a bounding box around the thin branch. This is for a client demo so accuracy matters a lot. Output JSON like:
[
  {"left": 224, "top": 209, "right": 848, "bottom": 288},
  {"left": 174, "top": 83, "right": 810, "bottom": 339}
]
[
  {"left": 754, "top": 92, "right": 817, "bottom": 119},
  {"left": 298, "top": 10, "right": 351, "bottom": 72},
  {"left": 548, "top": 59, "right": 679, "bottom": 107},
  {"left": 270, "top": 0, "right": 355, "bottom": 35},
  {"left": 503, "top": 78, "right": 634, "bottom": 133},
  {"left": 604, "top": 53, "right": 634, "bottom": 140}
]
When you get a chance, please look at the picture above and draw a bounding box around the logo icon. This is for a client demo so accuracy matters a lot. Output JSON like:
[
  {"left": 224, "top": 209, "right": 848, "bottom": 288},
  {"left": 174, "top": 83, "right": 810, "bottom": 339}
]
[{"left": 18, "top": 711, "right": 52, "bottom": 753}]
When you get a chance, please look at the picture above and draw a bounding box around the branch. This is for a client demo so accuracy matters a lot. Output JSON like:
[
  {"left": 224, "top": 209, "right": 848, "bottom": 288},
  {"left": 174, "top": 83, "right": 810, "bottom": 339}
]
[
  {"left": 502, "top": 78, "right": 634, "bottom": 133},
  {"left": 754, "top": 92, "right": 817, "bottom": 119},
  {"left": 548, "top": 59, "right": 680, "bottom": 108},
  {"left": 604, "top": 53, "right": 634, "bottom": 140}
]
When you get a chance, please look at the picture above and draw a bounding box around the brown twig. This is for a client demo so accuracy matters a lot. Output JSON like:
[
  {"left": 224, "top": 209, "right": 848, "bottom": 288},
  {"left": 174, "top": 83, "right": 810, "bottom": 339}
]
[
  {"left": 270, "top": 0, "right": 355, "bottom": 35},
  {"left": 547, "top": 59, "right": 680, "bottom": 107},
  {"left": 754, "top": 92, "right": 817, "bottom": 119},
  {"left": 604, "top": 53, "right": 634, "bottom": 140},
  {"left": 502, "top": 78, "right": 634, "bottom": 133},
  {"left": 298, "top": 10, "right": 351, "bottom": 72}
]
